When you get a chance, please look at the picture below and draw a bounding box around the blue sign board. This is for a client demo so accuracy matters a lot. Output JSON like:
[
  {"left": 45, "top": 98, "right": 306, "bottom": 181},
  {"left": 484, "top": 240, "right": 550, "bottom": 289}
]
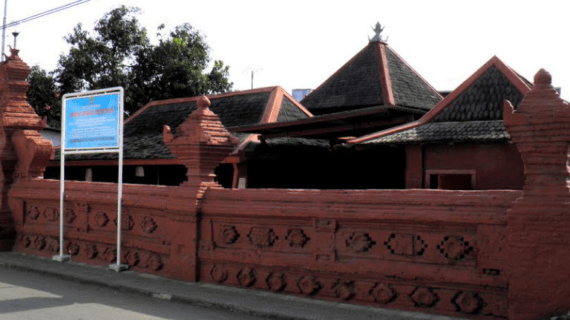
[{"left": 64, "top": 93, "right": 120, "bottom": 150}]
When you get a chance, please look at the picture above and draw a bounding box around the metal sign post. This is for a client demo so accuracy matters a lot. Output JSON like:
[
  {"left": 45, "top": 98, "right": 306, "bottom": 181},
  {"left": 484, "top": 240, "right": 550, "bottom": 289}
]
[{"left": 55, "top": 87, "right": 128, "bottom": 272}]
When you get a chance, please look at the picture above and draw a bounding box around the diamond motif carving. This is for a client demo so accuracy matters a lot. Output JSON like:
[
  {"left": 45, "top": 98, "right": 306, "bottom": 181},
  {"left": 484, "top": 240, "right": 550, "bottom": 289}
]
[
  {"left": 94, "top": 212, "right": 109, "bottom": 227},
  {"left": 43, "top": 207, "right": 59, "bottom": 221},
  {"left": 141, "top": 217, "right": 158, "bottom": 234},
  {"left": 384, "top": 234, "right": 426, "bottom": 256},
  {"left": 114, "top": 215, "right": 135, "bottom": 231}
]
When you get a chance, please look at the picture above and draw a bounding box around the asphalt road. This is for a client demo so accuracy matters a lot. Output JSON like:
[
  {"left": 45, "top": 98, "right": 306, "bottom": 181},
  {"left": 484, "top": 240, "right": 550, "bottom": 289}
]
[{"left": 0, "top": 266, "right": 270, "bottom": 320}]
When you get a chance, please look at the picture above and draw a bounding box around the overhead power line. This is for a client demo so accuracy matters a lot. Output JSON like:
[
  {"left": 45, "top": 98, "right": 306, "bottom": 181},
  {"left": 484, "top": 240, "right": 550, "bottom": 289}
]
[{"left": 2, "top": 0, "right": 91, "bottom": 30}]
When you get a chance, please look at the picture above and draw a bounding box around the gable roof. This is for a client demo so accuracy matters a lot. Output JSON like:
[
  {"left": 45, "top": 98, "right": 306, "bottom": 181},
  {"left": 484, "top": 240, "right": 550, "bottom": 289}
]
[
  {"left": 348, "top": 56, "right": 532, "bottom": 145},
  {"left": 59, "top": 87, "right": 312, "bottom": 162},
  {"left": 301, "top": 40, "right": 442, "bottom": 116}
]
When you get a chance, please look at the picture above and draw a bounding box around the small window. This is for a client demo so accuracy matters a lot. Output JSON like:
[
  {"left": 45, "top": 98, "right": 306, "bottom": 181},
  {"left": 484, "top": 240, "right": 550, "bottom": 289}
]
[{"left": 425, "top": 170, "right": 476, "bottom": 190}]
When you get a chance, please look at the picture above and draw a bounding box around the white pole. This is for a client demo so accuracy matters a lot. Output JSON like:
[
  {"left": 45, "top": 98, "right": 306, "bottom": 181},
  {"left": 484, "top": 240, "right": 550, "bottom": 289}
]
[
  {"left": 1, "top": 0, "right": 7, "bottom": 62},
  {"left": 115, "top": 88, "right": 124, "bottom": 270},
  {"left": 110, "top": 87, "right": 127, "bottom": 272},
  {"left": 54, "top": 95, "right": 70, "bottom": 262}
]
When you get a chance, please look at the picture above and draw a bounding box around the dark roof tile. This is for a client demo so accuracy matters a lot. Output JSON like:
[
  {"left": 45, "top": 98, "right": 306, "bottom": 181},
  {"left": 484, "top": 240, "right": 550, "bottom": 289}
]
[
  {"left": 385, "top": 48, "right": 441, "bottom": 110},
  {"left": 432, "top": 66, "right": 524, "bottom": 122},
  {"left": 277, "top": 96, "right": 310, "bottom": 122},
  {"left": 302, "top": 45, "right": 384, "bottom": 115},
  {"left": 364, "top": 120, "right": 510, "bottom": 145}
]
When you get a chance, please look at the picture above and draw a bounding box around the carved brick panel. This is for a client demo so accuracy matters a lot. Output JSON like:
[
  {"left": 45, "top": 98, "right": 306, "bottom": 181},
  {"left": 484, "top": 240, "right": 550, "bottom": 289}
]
[
  {"left": 210, "top": 220, "right": 315, "bottom": 253},
  {"left": 198, "top": 261, "right": 507, "bottom": 319}
]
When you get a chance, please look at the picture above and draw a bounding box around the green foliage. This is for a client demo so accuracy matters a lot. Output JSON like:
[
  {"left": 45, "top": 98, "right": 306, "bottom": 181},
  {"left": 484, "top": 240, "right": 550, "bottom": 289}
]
[
  {"left": 26, "top": 66, "right": 61, "bottom": 127},
  {"left": 48, "top": 5, "right": 232, "bottom": 117}
]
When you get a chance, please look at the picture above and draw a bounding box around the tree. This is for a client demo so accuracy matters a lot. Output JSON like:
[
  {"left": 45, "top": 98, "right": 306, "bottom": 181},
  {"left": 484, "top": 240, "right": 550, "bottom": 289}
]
[
  {"left": 51, "top": 6, "right": 232, "bottom": 116},
  {"left": 131, "top": 23, "right": 232, "bottom": 112},
  {"left": 26, "top": 66, "right": 61, "bottom": 127}
]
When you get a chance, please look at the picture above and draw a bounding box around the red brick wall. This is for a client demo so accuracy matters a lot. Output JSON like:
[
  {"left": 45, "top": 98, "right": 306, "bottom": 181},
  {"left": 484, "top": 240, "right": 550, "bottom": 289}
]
[
  {"left": 199, "top": 188, "right": 518, "bottom": 318},
  {"left": 422, "top": 143, "right": 524, "bottom": 190},
  {"left": 8, "top": 179, "right": 200, "bottom": 282}
]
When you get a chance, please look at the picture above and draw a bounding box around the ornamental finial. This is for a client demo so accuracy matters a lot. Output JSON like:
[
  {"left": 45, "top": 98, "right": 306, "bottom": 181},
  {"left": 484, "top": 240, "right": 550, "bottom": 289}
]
[
  {"left": 197, "top": 95, "right": 211, "bottom": 111},
  {"left": 369, "top": 22, "right": 386, "bottom": 42}
]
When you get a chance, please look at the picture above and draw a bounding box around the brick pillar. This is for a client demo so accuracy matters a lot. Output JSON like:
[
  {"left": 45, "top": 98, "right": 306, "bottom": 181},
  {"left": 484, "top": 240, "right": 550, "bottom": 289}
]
[
  {"left": 163, "top": 95, "right": 237, "bottom": 281},
  {"left": 503, "top": 69, "right": 570, "bottom": 320},
  {"left": 0, "top": 49, "right": 52, "bottom": 250}
]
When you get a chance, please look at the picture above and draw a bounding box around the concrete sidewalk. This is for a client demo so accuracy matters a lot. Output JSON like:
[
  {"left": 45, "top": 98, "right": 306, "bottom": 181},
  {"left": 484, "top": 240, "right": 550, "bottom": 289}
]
[{"left": 0, "top": 252, "right": 465, "bottom": 320}]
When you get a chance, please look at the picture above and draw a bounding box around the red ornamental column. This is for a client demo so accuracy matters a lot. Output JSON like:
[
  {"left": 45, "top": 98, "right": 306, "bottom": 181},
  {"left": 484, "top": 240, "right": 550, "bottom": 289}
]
[
  {"left": 163, "top": 95, "right": 238, "bottom": 281},
  {"left": 0, "top": 48, "right": 52, "bottom": 250},
  {"left": 503, "top": 69, "right": 570, "bottom": 320}
]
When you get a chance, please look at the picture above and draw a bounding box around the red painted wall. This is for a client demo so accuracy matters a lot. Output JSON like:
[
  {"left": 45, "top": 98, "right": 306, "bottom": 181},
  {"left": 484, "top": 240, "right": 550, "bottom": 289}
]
[{"left": 419, "top": 143, "right": 524, "bottom": 190}]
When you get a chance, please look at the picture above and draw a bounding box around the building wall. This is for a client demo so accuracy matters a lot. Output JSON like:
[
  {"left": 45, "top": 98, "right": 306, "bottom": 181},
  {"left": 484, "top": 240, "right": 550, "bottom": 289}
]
[{"left": 406, "top": 143, "right": 524, "bottom": 190}]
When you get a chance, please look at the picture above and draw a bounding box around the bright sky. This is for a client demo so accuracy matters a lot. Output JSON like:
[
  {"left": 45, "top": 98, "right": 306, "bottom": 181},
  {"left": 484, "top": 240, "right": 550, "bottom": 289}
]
[{"left": 8, "top": 0, "right": 570, "bottom": 100}]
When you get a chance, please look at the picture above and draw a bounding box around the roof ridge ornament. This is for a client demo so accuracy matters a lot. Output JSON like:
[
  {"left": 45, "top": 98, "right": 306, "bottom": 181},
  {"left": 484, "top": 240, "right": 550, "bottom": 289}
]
[{"left": 369, "top": 22, "right": 387, "bottom": 43}]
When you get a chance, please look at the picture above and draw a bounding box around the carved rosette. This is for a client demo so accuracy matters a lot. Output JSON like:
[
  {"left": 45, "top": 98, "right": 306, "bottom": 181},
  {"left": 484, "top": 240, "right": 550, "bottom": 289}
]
[
  {"left": 125, "top": 251, "right": 140, "bottom": 266},
  {"left": 94, "top": 212, "right": 109, "bottom": 227},
  {"left": 46, "top": 237, "right": 59, "bottom": 253},
  {"left": 346, "top": 232, "right": 375, "bottom": 253},
  {"left": 83, "top": 243, "right": 98, "bottom": 259},
  {"left": 20, "top": 235, "right": 31, "bottom": 247},
  {"left": 266, "top": 273, "right": 286, "bottom": 292},
  {"left": 27, "top": 206, "right": 40, "bottom": 220},
  {"left": 297, "top": 276, "right": 321, "bottom": 295},
  {"left": 33, "top": 235, "right": 46, "bottom": 250},
  {"left": 453, "top": 291, "right": 483, "bottom": 314},
  {"left": 237, "top": 268, "right": 256, "bottom": 287},
  {"left": 210, "top": 265, "right": 229, "bottom": 283},
  {"left": 65, "top": 208, "right": 76, "bottom": 223},
  {"left": 410, "top": 287, "right": 438, "bottom": 307},
  {"left": 145, "top": 254, "right": 162, "bottom": 271},
  {"left": 333, "top": 281, "right": 355, "bottom": 300},
  {"left": 66, "top": 242, "right": 80, "bottom": 256},
  {"left": 437, "top": 236, "right": 473, "bottom": 260},
  {"left": 104, "top": 247, "right": 117, "bottom": 263},
  {"left": 221, "top": 226, "right": 239, "bottom": 244},
  {"left": 286, "top": 229, "right": 309, "bottom": 248},
  {"left": 371, "top": 283, "right": 397, "bottom": 304}
]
